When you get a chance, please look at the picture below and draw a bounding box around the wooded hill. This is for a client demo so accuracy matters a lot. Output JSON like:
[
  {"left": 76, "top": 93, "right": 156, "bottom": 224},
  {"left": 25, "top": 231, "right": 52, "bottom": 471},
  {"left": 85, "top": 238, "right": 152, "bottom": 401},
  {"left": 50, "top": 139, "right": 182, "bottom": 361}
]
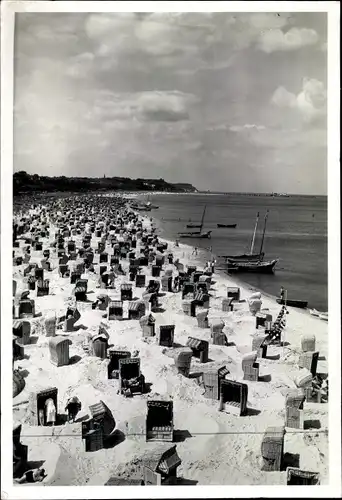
[{"left": 13, "top": 171, "right": 197, "bottom": 195}]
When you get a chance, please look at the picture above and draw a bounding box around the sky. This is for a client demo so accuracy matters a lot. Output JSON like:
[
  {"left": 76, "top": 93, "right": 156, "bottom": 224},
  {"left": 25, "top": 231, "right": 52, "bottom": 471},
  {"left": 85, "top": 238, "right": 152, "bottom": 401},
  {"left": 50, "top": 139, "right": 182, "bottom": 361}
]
[{"left": 14, "top": 12, "right": 327, "bottom": 194}]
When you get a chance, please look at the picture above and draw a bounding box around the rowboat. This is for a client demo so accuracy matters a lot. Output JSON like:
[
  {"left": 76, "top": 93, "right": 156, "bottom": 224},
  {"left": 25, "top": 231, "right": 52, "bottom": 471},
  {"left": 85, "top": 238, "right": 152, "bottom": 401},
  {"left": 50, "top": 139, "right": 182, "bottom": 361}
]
[
  {"left": 309, "top": 309, "right": 320, "bottom": 317},
  {"left": 178, "top": 231, "right": 212, "bottom": 239},
  {"left": 319, "top": 312, "right": 328, "bottom": 321},
  {"left": 217, "top": 223, "right": 237, "bottom": 228},
  {"left": 276, "top": 298, "right": 308, "bottom": 309}
]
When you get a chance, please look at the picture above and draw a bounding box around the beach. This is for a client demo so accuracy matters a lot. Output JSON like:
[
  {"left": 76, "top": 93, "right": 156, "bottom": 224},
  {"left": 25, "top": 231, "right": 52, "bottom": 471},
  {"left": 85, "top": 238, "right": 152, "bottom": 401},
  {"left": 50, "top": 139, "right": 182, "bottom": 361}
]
[{"left": 12, "top": 194, "right": 329, "bottom": 486}]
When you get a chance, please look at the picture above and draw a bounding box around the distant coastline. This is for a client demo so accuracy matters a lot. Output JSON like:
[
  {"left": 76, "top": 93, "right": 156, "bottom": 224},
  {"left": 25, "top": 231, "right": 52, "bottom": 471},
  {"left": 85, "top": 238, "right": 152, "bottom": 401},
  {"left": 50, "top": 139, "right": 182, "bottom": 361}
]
[
  {"left": 12, "top": 171, "right": 197, "bottom": 196},
  {"left": 13, "top": 172, "right": 326, "bottom": 198}
]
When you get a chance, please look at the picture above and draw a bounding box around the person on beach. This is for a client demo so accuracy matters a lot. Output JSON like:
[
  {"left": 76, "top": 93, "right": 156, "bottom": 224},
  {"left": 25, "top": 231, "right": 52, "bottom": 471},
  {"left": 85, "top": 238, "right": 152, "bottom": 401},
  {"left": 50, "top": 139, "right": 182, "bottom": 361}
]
[
  {"left": 173, "top": 275, "right": 180, "bottom": 292},
  {"left": 38, "top": 408, "right": 45, "bottom": 427},
  {"left": 280, "top": 286, "right": 285, "bottom": 301},
  {"left": 45, "top": 398, "right": 56, "bottom": 426},
  {"left": 192, "top": 247, "right": 198, "bottom": 256},
  {"left": 15, "top": 468, "right": 46, "bottom": 484},
  {"left": 209, "top": 257, "right": 216, "bottom": 273},
  {"left": 65, "top": 396, "right": 82, "bottom": 423}
]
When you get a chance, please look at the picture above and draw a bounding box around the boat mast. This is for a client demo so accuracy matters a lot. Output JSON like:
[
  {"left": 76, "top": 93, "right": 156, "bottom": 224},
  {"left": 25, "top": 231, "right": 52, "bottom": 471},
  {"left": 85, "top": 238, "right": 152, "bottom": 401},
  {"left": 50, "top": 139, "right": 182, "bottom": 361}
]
[
  {"left": 259, "top": 210, "right": 269, "bottom": 257},
  {"left": 200, "top": 205, "right": 207, "bottom": 232},
  {"left": 250, "top": 212, "right": 260, "bottom": 255}
]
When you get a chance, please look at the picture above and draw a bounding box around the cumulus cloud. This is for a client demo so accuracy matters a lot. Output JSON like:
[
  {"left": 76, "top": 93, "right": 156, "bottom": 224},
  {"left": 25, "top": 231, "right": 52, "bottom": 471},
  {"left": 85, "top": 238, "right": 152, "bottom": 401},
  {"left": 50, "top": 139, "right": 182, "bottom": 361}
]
[
  {"left": 83, "top": 13, "right": 302, "bottom": 68},
  {"left": 85, "top": 12, "right": 207, "bottom": 59},
  {"left": 271, "top": 78, "right": 326, "bottom": 123},
  {"left": 259, "top": 27, "right": 319, "bottom": 53}
]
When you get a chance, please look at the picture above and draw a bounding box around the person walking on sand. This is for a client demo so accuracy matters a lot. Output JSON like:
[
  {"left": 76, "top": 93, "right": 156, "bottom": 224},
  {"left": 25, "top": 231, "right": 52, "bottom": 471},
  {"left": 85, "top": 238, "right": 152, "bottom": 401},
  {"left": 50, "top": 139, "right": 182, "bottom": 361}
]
[
  {"left": 192, "top": 247, "right": 198, "bottom": 256},
  {"left": 280, "top": 286, "right": 285, "bottom": 301},
  {"left": 65, "top": 396, "right": 82, "bottom": 423}
]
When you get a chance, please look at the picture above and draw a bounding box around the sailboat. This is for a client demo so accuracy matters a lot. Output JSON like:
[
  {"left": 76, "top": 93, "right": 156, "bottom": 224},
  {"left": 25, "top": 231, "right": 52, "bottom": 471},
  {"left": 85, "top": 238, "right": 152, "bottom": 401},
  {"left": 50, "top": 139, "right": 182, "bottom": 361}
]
[
  {"left": 145, "top": 195, "right": 159, "bottom": 209},
  {"left": 221, "top": 212, "right": 264, "bottom": 262},
  {"left": 226, "top": 211, "right": 279, "bottom": 273},
  {"left": 186, "top": 206, "right": 208, "bottom": 228},
  {"left": 178, "top": 205, "right": 212, "bottom": 239}
]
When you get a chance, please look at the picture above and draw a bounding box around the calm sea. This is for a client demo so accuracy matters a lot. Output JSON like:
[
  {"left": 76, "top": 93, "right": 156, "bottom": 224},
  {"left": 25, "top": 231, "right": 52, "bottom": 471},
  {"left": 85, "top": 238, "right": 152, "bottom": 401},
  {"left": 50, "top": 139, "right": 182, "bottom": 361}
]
[{"left": 145, "top": 193, "right": 328, "bottom": 311}]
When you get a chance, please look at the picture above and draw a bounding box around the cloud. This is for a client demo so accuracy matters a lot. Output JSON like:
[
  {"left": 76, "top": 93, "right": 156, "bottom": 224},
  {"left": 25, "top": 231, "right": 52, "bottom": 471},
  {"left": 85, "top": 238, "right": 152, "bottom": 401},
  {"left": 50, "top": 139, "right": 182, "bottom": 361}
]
[
  {"left": 248, "top": 13, "right": 289, "bottom": 30},
  {"left": 85, "top": 12, "right": 208, "bottom": 59},
  {"left": 84, "top": 13, "right": 295, "bottom": 70},
  {"left": 229, "top": 124, "right": 266, "bottom": 132},
  {"left": 85, "top": 13, "right": 133, "bottom": 38},
  {"left": 27, "top": 24, "right": 78, "bottom": 43},
  {"left": 65, "top": 52, "right": 95, "bottom": 79},
  {"left": 271, "top": 78, "right": 326, "bottom": 123},
  {"left": 259, "top": 27, "right": 319, "bottom": 53},
  {"left": 90, "top": 91, "right": 198, "bottom": 123},
  {"left": 248, "top": 127, "right": 327, "bottom": 149},
  {"left": 137, "top": 92, "right": 193, "bottom": 122},
  {"left": 271, "top": 87, "right": 297, "bottom": 108}
]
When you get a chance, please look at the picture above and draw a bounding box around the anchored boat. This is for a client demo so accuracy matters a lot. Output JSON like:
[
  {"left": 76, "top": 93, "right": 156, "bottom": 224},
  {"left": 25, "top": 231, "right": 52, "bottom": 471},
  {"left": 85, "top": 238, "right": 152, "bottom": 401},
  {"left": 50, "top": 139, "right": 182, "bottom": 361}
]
[
  {"left": 276, "top": 298, "right": 308, "bottom": 309},
  {"left": 309, "top": 308, "right": 328, "bottom": 320},
  {"left": 226, "top": 211, "right": 279, "bottom": 274},
  {"left": 178, "top": 230, "right": 212, "bottom": 239},
  {"left": 178, "top": 205, "right": 212, "bottom": 239},
  {"left": 217, "top": 223, "right": 237, "bottom": 228}
]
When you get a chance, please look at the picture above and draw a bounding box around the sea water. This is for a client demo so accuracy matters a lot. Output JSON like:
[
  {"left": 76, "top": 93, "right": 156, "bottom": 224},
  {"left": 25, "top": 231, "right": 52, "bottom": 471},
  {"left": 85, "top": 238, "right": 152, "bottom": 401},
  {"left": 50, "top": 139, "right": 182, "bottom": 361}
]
[{"left": 146, "top": 193, "right": 327, "bottom": 311}]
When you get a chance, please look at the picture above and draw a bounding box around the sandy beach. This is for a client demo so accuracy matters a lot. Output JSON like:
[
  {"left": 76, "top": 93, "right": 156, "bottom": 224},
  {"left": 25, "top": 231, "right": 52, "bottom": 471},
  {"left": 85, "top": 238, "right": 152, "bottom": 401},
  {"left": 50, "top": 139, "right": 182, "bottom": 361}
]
[{"left": 12, "top": 199, "right": 329, "bottom": 487}]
